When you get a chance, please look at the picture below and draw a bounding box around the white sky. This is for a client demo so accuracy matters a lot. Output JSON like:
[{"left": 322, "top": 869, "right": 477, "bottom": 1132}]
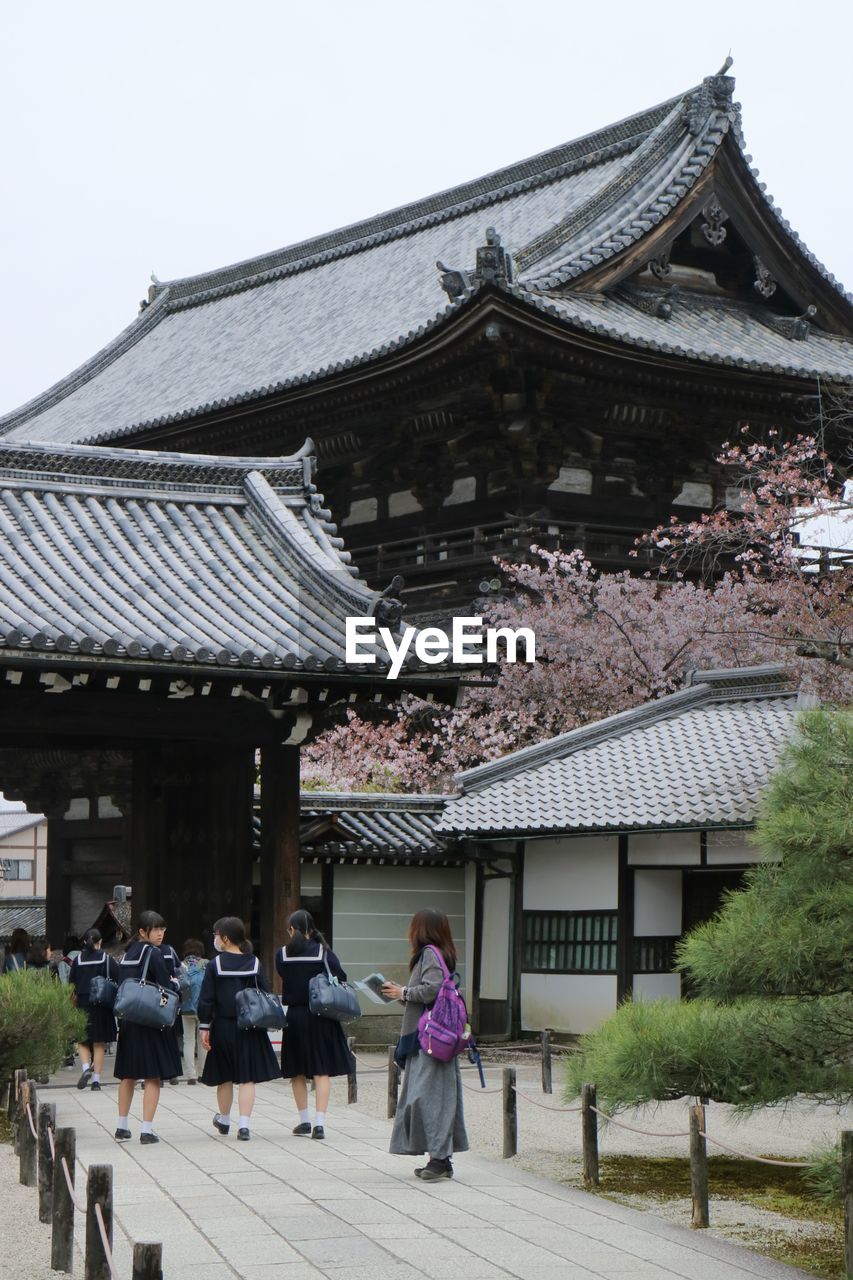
[{"left": 1, "top": 0, "right": 850, "bottom": 417}]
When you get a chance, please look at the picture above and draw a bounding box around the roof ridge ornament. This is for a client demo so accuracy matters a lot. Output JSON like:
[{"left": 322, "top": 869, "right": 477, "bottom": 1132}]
[
  {"left": 687, "top": 66, "right": 735, "bottom": 136},
  {"left": 437, "top": 227, "right": 514, "bottom": 302},
  {"left": 753, "top": 255, "right": 778, "bottom": 298},
  {"left": 701, "top": 197, "right": 728, "bottom": 245}
]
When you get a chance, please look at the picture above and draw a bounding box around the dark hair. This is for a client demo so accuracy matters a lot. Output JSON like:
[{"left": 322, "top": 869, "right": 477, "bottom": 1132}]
[
  {"left": 63, "top": 933, "right": 81, "bottom": 953},
  {"left": 286, "top": 909, "right": 328, "bottom": 956},
  {"left": 408, "top": 909, "right": 457, "bottom": 973},
  {"left": 212, "top": 917, "right": 251, "bottom": 955},
  {"left": 25, "top": 940, "right": 50, "bottom": 968},
  {"left": 136, "top": 910, "right": 166, "bottom": 937},
  {"left": 9, "top": 928, "right": 30, "bottom": 954},
  {"left": 182, "top": 938, "right": 205, "bottom": 958},
  {"left": 81, "top": 928, "right": 102, "bottom": 954}
]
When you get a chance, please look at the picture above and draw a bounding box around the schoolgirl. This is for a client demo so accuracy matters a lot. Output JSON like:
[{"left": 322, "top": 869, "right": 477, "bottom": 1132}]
[
  {"left": 198, "top": 917, "right": 280, "bottom": 1140},
  {"left": 275, "top": 909, "right": 355, "bottom": 1140},
  {"left": 158, "top": 936, "right": 184, "bottom": 1083},
  {"left": 69, "top": 928, "right": 120, "bottom": 1091},
  {"left": 113, "top": 910, "right": 182, "bottom": 1144}
]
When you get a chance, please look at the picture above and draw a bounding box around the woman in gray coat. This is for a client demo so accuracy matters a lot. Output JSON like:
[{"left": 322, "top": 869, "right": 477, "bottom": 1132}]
[{"left": 382, "top": 908, "right": 468, "bottom": 1181}]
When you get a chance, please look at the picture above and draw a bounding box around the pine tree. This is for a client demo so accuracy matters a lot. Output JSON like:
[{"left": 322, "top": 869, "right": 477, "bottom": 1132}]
[{"left": 566, "top": 707, "right": 853, "bottom": 1109}]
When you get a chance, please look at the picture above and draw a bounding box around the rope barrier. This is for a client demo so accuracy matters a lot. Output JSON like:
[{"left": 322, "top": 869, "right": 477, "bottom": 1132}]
[
  {"left": 24, "top": 1101, "right": 38, "bottom": 1140},
  {"left": 46, "top": 1124, "right": 55, "bottom": 1158},
  {"left": 94, "top": 1200, "right": 121, "bottom": 1280},
  {"left": 513, "top": 1089, "right": 582, "bottom": 1113},
  {"left": 590, "top": 1105, "right": 690, "bottom": 1138},
  {"left": 60, "top": 1155, "right": 87, "bottom": 1213},
  {"left": 460, "top": 1081, "right": 503, "bottom": 1093},
  {"left": 698, "top": 1131, "right": 815, "bottom": 1168}
]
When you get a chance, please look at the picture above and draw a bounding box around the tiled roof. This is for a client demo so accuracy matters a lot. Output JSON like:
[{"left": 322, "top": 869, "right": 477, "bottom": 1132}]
[
  {"left": 3, "top": 72, "right": 851, "bottom": 448},
  {"left": 438, "top": 667, "right": 800, "bottom": 836},
  {"left": 300, "top": 793, "right": 457, "bottom": 860},
  {"left": 0, "top": 811, "right": 43, "bottom": 839},
  {"left": 0, "top": 439, "right": 408, "bottom": 676},
  {"left": 0, "top": 898, "right": 46, "bottom": 941}
]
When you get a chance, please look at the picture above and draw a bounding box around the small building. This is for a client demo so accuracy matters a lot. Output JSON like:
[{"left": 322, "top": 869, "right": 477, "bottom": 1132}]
[
  {"left": 294, "top": 793, "right": 468, "bottom": 1040},
  {"left": 438, "top": 666, "right": 800, "bottom": 1036},
  {"left": 0, "top": 806, "right": 47, "bottom": 898}
]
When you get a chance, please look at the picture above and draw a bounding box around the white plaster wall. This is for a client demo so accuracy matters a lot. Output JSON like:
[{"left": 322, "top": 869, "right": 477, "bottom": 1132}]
[
  {"left": 633, "top": 973, "right": 682, "bottom": 1001},
  {"left": 524, "top": 836, "right": 618, "bottom": 910},
  {"left": 0, "top": 820, "right": 46, "bottom": 897},
  {"left": 628, "top": 831, "right": 700, "bottom": 865},
  {"left": 633, "top": 869, "right": 682, "bottom": 935},
  {"left": 521, "top": 973, "right": 617, "bottom": 1034},
  {"left": 706, "top": 829, "right": 769, "bottom": 864},
  {"left": 480, "top": 874, "right": 510, "bottom": 1001}
]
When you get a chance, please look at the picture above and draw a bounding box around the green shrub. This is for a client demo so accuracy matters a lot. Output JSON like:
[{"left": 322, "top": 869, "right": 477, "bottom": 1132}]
[
  {"left": 0, "top": 970, "right": 86, "bottom": 1078},
  {"left": 802, "top": 1141, "right": 842, "bottom": 1206}
]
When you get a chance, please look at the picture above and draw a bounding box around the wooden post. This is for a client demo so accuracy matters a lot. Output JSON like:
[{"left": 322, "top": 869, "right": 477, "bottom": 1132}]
[
  {"left": 689, "top": 1104, "right": 709, "bottom": 1228},
  {"left": 541, "top": 1029, "right": 553, "bottom": 1094},
  {"left": 19, "top": 1080, "right": 38, "bottom": 1186},
  {"left": 347, "top": 1037, "right": 357, "bottom": 1104},
  {"left": 581, "top": 1083, "right": 599, "bottom": 1188},
  {"left": 386, "top": 1046, "right": 399, "bottom": 1119},
  {"left": 260, "top": 743, "right": 301, "bottom": 983},
  {"left": 132, "top": 1243, "right": 164, "bottom": 1280},
  {"left": 841, "top": 1130, "right": 852, "bottom": 1280},
  {"left": 38, "top": 1101, "right": 56, "bottom": 1223},
  {"left": 51, "top": 1127, "right": 76, "bottom": 1274},
  {"left": 6, "top": 1070, "right": 18, "bottom": 1120},
  {"left": 85, "top": 1164, "right": 113, "bottom": 1280},
  {"left": 502, "top": 1066, "right": 517, "bottom": 1158}
]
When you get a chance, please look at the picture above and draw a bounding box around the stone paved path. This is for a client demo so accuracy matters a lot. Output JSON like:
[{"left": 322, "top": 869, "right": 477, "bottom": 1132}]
[{"left": 46, "top": 1079, "right": 816, "bottom": 1280}]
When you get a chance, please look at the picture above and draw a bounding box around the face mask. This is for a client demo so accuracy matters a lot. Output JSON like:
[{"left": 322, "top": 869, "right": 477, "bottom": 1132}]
[{"left": 213, "top": 937, "right": 224, "bottom": 952}]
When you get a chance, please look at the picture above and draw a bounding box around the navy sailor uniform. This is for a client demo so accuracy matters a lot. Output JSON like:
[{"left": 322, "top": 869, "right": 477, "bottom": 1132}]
[
  {"left": 276, "top": 940, "right": 356, "bottom": 1079},
  {"left": 69, "top": 948, "right": 120, "bottom": 1045},
  {"left": 198, "top": 952, "right": 281, "bottom": 1086},
  {"left": 113, "top": 941, "right": 183, "bottom": 1081}
]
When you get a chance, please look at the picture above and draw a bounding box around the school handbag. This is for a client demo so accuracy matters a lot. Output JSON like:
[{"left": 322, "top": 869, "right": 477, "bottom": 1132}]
[
  {"left": 113, "top": 946, "right": 180, "bottom": 1030},
  {"left": 235, "top": 976, "right": 287, "bottom": 1032},
  {"left": 307, "top": 949, "right": 362, "bottom": 1023},
  {"left": 87, "top": 952, "right": 117, "bottom": 1009},
  {"left": 417, "top": 945, "right": 472, "bottom": 1062}
]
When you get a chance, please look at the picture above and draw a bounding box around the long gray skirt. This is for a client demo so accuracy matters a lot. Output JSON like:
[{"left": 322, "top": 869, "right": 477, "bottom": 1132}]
[{"left": 389, "top": 1052, "right": 469, "bottom": 1159}]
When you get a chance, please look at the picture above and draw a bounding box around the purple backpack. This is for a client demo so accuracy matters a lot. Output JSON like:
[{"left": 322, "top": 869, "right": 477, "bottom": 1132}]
[{"left": 417, "top": 946, "right": 471, "bottom": 1062}]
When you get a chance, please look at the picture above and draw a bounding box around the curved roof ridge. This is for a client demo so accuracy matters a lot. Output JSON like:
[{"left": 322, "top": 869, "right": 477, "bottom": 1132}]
[{"left": 157, "top": 87, "right": 693, "bottom": 303}]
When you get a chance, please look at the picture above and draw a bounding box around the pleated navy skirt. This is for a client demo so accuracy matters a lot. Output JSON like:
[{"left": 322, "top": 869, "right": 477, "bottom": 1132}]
[
  {"left": 201, "top": 1016, "right": 281, "bottom": 1086},
  {"left": 280, "top": 1005, "right": 356, "bottom": 1079},
  {"left": 114, "top": 1020, "right": 182, "bottom": 1081},
  {"left": 78, "top": 998, "right": 117, "bottom": 1046}
]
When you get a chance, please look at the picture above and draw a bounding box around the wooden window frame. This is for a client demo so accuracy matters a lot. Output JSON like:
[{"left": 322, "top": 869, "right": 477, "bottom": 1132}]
[{"left": 522, "top": 910, "right": 618, "bottom": 974}]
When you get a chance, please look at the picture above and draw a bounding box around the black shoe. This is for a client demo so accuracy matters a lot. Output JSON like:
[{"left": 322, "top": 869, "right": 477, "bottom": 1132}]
[
  {"left": 168, "top": 1077, "right": 180, "bottom": 1086},
  {"left": 311, "top": 1125, "right": 325, "bottom": 1141},
  {"left": 140, "top": 1132, "right": 160, "bottom": 1145},
  {"left": 114, "top": 1128, "right": 132, "bottom": 1141},
  {"left": 212, "top": 1115, "right": 230, "bottom": 1135},
  {"left": 77, "top": 1070, "right": 92, "bottom": 1090},
  {"left": 416, "top": 1158, "right": 452, "bottom": 1181},
  {"left": 90, "top": 1081, "right": 101, "bottom": 1092},
  {"left": 237, "top": 1128, "right": 250, "bottom": 1141},
  {"left": 292, "top": 1122, "right": 311, "bottom": 1136}
]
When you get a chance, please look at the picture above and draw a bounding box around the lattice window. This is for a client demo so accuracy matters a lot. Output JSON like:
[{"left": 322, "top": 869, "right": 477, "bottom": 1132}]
[
  {"left": 522, "top": 911, "right": 618, "bottom": 973},
  {"left": 632, "top": 936, "right": 678, "bottom": 973},
  {"left": 1, "top": 859, "right": 34, "bottom": 881}
]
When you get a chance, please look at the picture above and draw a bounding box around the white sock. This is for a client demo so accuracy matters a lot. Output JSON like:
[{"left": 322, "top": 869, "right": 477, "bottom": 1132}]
[
  {"left": 298, "top": 1108, "right": 311, "bottom": 1124},
  {"left": 82, "top": 1063, "right": 92, "bottom": 1072},
  {"left": 315, "top": 1111, "right": 326, "bottom": 1127},
  {"left": 92, "top": 1073, "right": 100, "bottom": 1084},
  {"left": 141, "top": 1120, "right": 154, "bottom": 1135},
  {"left": 117, "top": 1115, "right": 129, "bottom": 1129},
  {"left": 238, "top": 1115, "right": 251, "bottom": 1130},
  {"left": 216, "top": 1112, "right": 229, "bottom": 1123}
]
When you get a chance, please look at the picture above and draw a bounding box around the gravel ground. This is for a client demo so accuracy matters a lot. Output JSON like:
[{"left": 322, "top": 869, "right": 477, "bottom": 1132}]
[{"left": 0, "top": 1140, "right": 82, "bottom": 1279}]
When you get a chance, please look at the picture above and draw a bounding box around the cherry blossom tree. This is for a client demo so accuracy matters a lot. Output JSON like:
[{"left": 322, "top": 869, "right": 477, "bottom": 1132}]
[{"left": 303, "top": 432, "right": 853, "bottom": 792}]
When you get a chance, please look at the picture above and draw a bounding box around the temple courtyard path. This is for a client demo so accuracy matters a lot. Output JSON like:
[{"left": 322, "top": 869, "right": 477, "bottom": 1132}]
[{"left": 27, "top": 1072, "right": 819, "bottom": 1280}]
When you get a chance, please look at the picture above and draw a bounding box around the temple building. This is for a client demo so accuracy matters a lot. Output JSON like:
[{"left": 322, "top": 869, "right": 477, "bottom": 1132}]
[{"left": 2, "top": 65, "right": 851, "bottom": 617}]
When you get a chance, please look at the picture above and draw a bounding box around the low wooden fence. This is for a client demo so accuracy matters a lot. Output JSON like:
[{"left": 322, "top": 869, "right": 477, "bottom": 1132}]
[{"left": 6, "top": 1068, "right": 163, "bottom": 1280}]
